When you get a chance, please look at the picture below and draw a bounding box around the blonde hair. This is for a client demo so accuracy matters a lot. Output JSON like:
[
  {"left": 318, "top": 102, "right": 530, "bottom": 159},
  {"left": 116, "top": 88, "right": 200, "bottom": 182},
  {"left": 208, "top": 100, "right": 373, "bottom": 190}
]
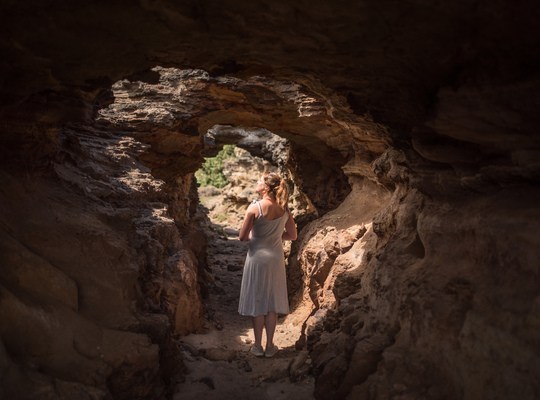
[{"left": 263, "top": 172, "right": 289, "bottom": 210}]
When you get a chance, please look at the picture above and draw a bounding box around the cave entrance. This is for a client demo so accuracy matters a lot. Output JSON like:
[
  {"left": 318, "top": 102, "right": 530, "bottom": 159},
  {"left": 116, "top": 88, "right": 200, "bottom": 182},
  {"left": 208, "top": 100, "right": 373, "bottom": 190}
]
[
  {"left": 195, "top": 143, "right": 278, "bottom": 234},
  {"left": 193, "top": 124, "right": 301, "bottom": 303},
  {"left": 93, "top": 67, "right": 353, "bottom": 396},
  {"left": 178, "top": 126, "right": 314, "bottom": 394},
  {"left": 194, "top": 122, "right": 314, "bottom": 230}
]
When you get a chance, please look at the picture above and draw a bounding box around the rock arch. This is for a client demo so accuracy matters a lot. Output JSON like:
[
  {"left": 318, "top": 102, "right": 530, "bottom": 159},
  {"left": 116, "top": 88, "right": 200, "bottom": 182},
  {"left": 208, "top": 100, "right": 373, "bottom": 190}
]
[{"left": 1, "top": 2, "right": 539, "bottom": 399}]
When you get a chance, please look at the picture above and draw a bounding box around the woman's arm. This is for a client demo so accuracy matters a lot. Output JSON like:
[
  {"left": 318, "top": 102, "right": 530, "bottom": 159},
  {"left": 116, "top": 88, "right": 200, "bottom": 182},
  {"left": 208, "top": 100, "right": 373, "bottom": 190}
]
[
  {"left": 239, "top": 204, "right": 258, "bottom": 241},
  {"left": 282, "top": 211, "right": 297, "bottom": 241}
]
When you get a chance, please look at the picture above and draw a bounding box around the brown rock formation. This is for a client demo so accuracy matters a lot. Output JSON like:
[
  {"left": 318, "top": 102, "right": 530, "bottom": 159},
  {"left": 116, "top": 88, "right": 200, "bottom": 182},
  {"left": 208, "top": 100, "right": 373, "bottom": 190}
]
[{"left": 1, "top": 1, "right": 539, "bottom": 399}]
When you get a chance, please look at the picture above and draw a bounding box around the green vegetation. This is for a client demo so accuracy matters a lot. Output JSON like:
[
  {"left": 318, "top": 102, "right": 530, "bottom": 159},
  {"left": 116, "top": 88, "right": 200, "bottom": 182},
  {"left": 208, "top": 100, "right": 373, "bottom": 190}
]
[
  {"left": 215, "top": 213, "right": 228, "bottom": 222},
  {"left": 195, "top": 144, "right": 236, "bottom": 188}
]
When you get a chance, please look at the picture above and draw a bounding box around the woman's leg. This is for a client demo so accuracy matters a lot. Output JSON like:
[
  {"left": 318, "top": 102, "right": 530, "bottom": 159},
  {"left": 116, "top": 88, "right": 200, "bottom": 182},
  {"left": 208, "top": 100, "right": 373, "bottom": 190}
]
[
  {"left": 252, "top": 315, "right": 265, "bottom": 348},
  {"left": 264, "top": 312, "right": 278, "bottom": 347}
]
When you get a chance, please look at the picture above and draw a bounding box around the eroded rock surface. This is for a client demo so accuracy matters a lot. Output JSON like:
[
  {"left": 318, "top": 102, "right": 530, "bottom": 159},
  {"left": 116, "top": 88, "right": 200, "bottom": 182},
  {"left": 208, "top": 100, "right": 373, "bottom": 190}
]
[{"left": 1, "top": 1, "right": 539, "bottom": 399}]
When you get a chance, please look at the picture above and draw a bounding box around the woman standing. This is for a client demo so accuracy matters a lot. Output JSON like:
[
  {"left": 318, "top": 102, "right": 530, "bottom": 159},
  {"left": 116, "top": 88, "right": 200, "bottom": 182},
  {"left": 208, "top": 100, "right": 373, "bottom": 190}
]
[{"left": 238, "top": 172, "right": 297, "bottom": 357}]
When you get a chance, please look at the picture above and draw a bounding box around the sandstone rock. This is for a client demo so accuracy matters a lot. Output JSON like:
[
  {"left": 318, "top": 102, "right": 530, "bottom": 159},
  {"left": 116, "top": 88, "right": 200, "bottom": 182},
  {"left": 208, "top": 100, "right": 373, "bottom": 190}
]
[{"left": 1, "top": 1, "right": 539, "bottom": 399}]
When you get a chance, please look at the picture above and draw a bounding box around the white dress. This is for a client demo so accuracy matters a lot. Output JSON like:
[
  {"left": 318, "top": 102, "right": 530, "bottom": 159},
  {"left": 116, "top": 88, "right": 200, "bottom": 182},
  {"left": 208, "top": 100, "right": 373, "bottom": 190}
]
[{"left": 238, "top": 201, "right": 290, "bottom": 316}]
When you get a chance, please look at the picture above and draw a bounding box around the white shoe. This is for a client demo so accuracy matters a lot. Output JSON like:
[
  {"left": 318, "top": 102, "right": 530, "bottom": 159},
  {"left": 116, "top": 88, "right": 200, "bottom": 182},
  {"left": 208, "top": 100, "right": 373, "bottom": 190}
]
[
  {"left": 250, "top": 345, "right": 264, "bottom": 357},
  {"left": 265, "top": 344, "right": 278, "bottom": 358}
]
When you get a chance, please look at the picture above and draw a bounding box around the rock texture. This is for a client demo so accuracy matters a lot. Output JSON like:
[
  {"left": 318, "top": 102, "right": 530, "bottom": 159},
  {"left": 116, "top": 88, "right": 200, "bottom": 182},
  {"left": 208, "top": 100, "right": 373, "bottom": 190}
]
[
  {"left": 0, "top": 122, "right": 206, "bottom": 398},
  {"left": 1, "top": 1, "right": 539, "bottom": 399}
]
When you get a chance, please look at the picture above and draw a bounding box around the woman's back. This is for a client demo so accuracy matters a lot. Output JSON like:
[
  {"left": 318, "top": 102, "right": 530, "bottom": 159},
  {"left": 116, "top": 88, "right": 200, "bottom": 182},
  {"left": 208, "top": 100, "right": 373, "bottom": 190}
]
[
  {"left": 257, "top": 198, "right": 285, "bottom": 220},
  {"left": 250, "top": 200, "right": 288, "bottom": 247},
  {"left": 239, "top": 199, "right": 289, "bottom": 317}
]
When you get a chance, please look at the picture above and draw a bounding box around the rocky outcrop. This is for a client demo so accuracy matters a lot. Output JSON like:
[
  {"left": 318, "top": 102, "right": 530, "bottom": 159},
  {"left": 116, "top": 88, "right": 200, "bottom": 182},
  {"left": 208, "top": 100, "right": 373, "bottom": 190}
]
[
  {"left": 1, "top": 1, "right": 539, "bottom": 399},
  {"left": 300, "top": 165, "right": 540, "bottom": 399},
  {"left": 0, "top": 120, "right": 205, "bottom": 398}
]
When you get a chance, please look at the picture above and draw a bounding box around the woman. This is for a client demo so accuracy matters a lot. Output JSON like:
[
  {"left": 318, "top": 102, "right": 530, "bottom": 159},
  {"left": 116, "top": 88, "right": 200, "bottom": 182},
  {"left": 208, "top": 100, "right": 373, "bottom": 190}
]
[{"left": 238, "top": 172, "right": 297, "bottom": 357}]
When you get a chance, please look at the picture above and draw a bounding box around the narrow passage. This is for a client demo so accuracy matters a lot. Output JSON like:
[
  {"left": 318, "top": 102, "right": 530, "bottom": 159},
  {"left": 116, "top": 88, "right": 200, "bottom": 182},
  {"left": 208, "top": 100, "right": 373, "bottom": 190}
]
[{"left": 172, "top": 212, "right": 315, "bottom": 399}]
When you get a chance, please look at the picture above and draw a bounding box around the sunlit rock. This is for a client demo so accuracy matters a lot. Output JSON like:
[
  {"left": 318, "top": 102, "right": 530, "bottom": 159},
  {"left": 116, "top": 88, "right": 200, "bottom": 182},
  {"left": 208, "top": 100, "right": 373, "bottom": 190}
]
[{"left": 1, "top": 1, "right": 539, "bottom": 399}]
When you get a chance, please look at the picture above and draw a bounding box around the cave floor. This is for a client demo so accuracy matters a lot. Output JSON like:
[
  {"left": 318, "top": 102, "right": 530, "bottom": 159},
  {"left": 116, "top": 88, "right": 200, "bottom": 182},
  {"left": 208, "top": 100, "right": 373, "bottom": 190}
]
[{"left": 172, "top": 220, "right": 315, "bottom": 399}]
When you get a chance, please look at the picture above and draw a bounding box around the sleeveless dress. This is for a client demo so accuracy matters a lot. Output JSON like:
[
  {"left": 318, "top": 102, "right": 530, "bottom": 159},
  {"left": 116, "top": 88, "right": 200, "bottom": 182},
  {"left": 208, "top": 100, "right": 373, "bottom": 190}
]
[{"left": 238, "top": 201, "right": 290, "bottom": 316}]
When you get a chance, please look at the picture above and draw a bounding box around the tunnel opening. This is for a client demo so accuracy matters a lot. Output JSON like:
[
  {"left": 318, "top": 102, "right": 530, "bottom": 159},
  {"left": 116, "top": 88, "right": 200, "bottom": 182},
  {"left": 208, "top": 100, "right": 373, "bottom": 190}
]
[
  {"left": 61, "top": 63, "right": 539, "bottom": 399},
  {"left": 1, "top": 1, "right": 538, "bottom": 398},
  {"left": 193, "top": 126, "right": 313, "bottom": 314},
  {"left": 171, "top": 128, "right": 352, "bottom": 397},
  {"left": 90, "top": 66, "right": 362, "bottom": 398},
  {"left": 1, "top": 51, "right": 536, "bottom": 400}
]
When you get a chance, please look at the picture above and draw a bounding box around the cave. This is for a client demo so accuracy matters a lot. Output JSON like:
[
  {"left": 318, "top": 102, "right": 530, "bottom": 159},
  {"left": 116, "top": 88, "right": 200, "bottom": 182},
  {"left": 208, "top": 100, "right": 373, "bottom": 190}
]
[{"left": 1, "top": 1, "right": 539, "bottom": 399}]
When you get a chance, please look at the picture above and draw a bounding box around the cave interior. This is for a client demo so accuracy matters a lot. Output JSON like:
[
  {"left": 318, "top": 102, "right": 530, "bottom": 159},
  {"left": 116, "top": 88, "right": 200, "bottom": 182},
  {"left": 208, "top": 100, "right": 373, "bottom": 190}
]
[{"left": 0, "top": 1, "right": 539, "bottom": 399}]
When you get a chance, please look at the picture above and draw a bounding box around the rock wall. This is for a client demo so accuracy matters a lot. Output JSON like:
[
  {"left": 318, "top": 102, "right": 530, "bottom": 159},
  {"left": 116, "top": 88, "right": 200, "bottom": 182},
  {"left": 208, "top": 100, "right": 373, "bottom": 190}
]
[
  {"left": 0, "top": 120, "right": 205, "bottom": 398},
  {"left": 297, "top": 158, "right": 540, "bottom": 399},
  {"left": 1, "top": 1, "right": 539, "bottom": 399}
]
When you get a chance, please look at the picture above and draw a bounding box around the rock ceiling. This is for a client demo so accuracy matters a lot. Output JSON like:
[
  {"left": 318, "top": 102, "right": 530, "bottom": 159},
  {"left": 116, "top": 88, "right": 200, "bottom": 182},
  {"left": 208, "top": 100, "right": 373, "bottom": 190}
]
[
  {"left": 1, "top": 1, "right": 539, "bottom": 399},
  {"left": 2, "top": 1, "right": 539, "bottom": 159}
]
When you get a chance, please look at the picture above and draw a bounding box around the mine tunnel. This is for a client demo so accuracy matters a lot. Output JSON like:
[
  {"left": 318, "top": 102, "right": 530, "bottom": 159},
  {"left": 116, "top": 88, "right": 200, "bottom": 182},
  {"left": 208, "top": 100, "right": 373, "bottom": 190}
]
[{"left": 1, "top": 1, "right": 539, "bottom": 400}]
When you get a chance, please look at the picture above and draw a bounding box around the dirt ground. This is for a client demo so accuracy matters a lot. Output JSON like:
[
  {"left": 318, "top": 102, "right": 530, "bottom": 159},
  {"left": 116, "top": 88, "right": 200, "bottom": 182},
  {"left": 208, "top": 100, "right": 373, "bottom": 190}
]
[{"left": 172, "top": 192, "right": 315, "bottom": 399}]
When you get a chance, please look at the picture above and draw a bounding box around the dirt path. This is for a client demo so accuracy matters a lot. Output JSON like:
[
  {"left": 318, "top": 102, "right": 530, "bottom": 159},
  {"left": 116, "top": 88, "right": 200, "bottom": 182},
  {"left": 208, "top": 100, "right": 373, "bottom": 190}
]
[{"left": 172, "top": 221, "right": 315, "bottom": 400}]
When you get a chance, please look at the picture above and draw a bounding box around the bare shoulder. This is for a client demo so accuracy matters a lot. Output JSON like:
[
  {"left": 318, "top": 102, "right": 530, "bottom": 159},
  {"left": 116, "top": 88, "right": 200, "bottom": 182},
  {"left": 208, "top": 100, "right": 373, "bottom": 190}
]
[{"left": 246, "top": 202, "right": 259, "bottom": 217}]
